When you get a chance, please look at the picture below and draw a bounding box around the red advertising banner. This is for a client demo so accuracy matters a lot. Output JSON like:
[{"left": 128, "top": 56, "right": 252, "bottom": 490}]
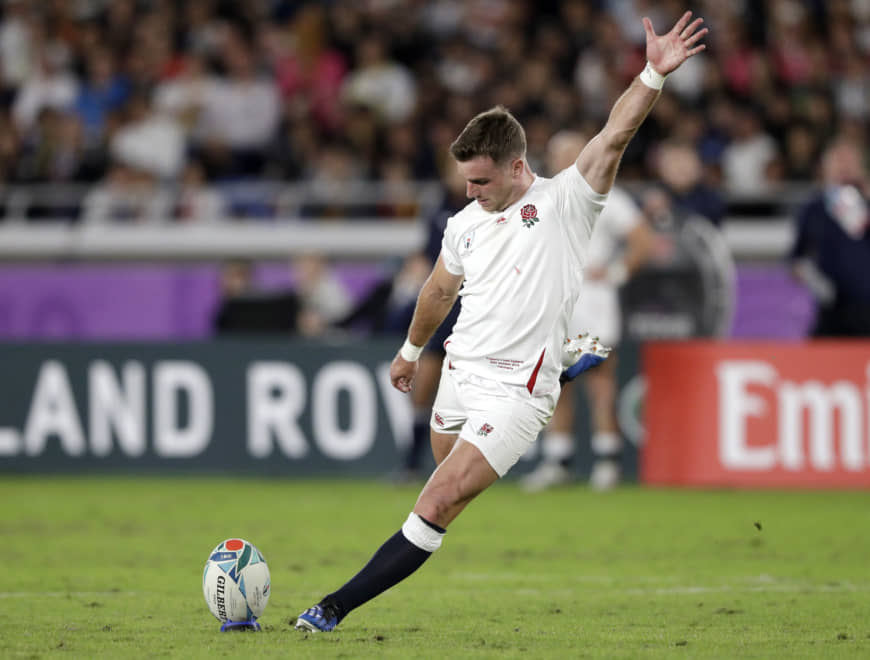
[{"left": 642, "top": 341, "right": 870, "bottom": 488}]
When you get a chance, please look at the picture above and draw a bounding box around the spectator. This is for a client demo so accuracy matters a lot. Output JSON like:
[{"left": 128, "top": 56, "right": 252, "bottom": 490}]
[
  {"left": 175, "top": 160, "right": 226, "bottom": 223},
  {"left": 712, "top": 16, "right": 764, "bottom": 98},
  {"left": 377, "top": 157, "right": 421, "bottom": 219},
  {"left": 655, "top": 139, "right": 726, "bottom": 226},
  {"left": 110, "top": 93, "right": 186, "bottom": 180},
  {"left": 196, "top": 28, "right": 280, "bottom": 177},
  {"left": 301, "top": 139, "right": 371, "bottom": 219},
  {"left": 767, "top": 0, "right": 817, "bottom": 87},
  {"left": 12, "top": 42, "right": 78, "bottom": 131},
  {"left": 80, "top": 163, "right": 172, "bottom": 224},
  {"left": 212, "top": 259, "right": 300, "bottom": 335},
  {"left": 293, "top": 254, "right": 354, "bottom": 337},
  {"left": 267, "top": 110, "right": 322, "bottom": 183},
  {"left": 0, "top": 110, "right": 20, "bottom": 186},
  {"left": 341, "top": 35, "right": 417, "bottom": 123},
  {"left": 101, "top": 0, "right": 138, "bottom": 60},
  {"left": 15, "top": 110, "right": 106, "bottom": 218},
  {"left": 782, "top": 120, "right": 822, "bottom": 181},
  {"left": 4, "top": 0, "right": 870, "bottom": 223},
  {"left": 790, "top": 138, "right": 870, "bottom": 336},
  {"left": 264, "top": 4, "right": 347, "bottom": 132},
  {"left": 123, "top": 9, "right": 180, "bottom": 93},
  {"left": 0, "top": 0, "right": 35, "bottom": 94},
  {"left": 72, "top": 48, "right": 130, "bottom": 147},
  {"left": 720, "top": 105, "right": 781, "bottom": 195},
  {"left": 573, "top": 13, "right": 639, "bottom": 120},
  {"left": 181, "top": 0, "right": 223, "bottom": 56},
  {"left": 153, "top": 53, "right": 215, "bottom": 134},
  {"left": 832, "top": 50, "right": 870, "bottom": 122}
]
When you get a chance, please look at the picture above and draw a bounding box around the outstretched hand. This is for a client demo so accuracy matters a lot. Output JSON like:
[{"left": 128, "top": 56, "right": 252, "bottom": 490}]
[{"left": 644, "top": 11, "right": 707, "bottom": 76}]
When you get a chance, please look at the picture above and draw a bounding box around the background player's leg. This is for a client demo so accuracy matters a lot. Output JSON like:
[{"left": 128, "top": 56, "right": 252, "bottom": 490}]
[
  {"left": 403, "top": 351, "right": 444, "bottom": 478},
  {"left": 520, "top": 384, "right": 576, "bottom": 491},
  {"left": 584, "top": 352, "right": 622, "bottom": 490}
]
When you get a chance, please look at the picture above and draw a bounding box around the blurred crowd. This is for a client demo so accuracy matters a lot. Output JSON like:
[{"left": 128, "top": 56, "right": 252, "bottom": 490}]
[{"left": 0, "top": 0, "right": 869, "bottom": 223}]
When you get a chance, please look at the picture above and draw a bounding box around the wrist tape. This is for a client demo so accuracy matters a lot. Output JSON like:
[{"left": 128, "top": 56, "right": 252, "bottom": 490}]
[
  {"left": 639, "top": 61, "right": 667, "bottom": 90},
  {"left": 400, "top": 338, "right": 424, "bottom": 362}
]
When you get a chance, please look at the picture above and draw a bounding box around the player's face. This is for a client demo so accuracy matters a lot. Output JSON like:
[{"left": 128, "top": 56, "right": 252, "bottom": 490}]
[{"left": 456, "top": 156, "right": 519, "bottom": 213}]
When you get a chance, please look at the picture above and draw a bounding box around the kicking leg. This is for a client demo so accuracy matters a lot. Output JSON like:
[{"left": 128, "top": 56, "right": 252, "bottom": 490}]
[
  {"left": 295, "top": 436, "right": 496, "bottom": 632},
  {"left": 295, "top": 367, "right": 548, "bottom": 633},
  {"left": 430, "top": 429, "right": 458, "bottom": 466},
  {"left": 414, "top": 437, "right": 499, "bottom": 527}
]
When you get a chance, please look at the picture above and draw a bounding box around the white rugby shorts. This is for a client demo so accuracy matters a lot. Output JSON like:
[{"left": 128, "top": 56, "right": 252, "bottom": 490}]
[{"left": 429, "top": 360, "right": 558, "bottom": 476}]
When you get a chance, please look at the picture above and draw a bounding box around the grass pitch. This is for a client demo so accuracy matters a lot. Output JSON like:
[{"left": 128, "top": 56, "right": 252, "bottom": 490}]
[{"left": 2, "top": 476, "right": 869, "bottom": 659}]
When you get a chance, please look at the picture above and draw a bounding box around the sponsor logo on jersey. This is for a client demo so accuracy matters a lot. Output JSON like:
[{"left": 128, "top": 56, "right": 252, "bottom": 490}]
[
  {"left": 477, "top": 423, "right": 494, "bottom": 436},
  {"left": 462, "top": 230, "right": 475, "bottom": 249},
  {"left": 496, "top": 216, "right": 507, "bottom": 225}
]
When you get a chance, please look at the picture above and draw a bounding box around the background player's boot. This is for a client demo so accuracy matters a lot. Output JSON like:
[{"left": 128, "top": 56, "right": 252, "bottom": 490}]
[
  {"left": 520, "top": 461, "right": 574, "bottom": 492},
  {"left": 560, "top": 333, "right": 611, "bottom": 383},
  {"left": 589, "top": 459, "right": 622, "bottom": 491}
]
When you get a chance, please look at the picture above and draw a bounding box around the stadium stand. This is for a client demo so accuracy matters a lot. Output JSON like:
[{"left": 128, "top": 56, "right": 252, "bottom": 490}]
[{"left": 0, "top": 0, "right": 865, "bottom": 341}]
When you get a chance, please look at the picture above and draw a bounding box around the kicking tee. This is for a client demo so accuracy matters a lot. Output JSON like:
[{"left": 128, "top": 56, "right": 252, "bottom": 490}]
[{"left": 440, "top": 164, "right": 608, "bottom": 395}]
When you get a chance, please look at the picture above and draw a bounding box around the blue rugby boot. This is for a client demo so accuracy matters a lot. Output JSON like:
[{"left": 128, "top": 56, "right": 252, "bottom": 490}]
[
  {"left": 294, "top": 602, "right": 340, "bottom": 633},
  {"left": 560, "top": 332, "right": 612, "bottom": 383}
]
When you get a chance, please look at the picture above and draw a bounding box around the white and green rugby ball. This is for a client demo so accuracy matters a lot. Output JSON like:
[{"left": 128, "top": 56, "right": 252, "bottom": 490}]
[{"left": 202, "top": 538, "right": 271, "bottom": 623}]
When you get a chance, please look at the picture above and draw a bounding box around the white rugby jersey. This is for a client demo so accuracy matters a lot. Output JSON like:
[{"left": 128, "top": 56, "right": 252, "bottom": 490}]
[
  {"left": 584, "top": 185, "right": 641, "bottom": 270},
  {"left": 440, "top": 164, "right": 608, "bottom": 395}
]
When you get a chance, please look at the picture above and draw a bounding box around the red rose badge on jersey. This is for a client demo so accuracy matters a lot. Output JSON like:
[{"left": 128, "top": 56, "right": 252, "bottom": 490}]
[{"left": 520, "top": 204, "right": 539, "bottom": 228}]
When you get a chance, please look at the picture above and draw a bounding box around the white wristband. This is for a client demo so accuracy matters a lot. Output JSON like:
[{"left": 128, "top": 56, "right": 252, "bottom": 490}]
[
  {"left": 399, "top": 338, "right": 424, "bottom": 362},
  {"left": 639, "top": 61, "right": 666, "bottom": 90}
]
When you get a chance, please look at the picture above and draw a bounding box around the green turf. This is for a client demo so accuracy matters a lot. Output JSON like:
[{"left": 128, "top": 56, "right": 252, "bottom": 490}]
[{"left": 2, "top": 476, "right": 869, "bottom": 659}]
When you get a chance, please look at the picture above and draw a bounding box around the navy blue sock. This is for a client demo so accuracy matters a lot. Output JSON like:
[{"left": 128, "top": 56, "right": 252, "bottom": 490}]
[{"left": 322, "top": 519, "right": 445, "bottom": 621}]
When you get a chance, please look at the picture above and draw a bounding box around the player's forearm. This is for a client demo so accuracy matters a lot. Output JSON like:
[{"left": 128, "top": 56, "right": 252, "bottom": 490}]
[
  {"left": 600, "top": 77, "right": 660, "bottom": 156},
  {"left": 577, "top": 76, "right": 661, "bottom": 193},
  {"left": 406, "top": 282, "right": 458, "bottom": 347}
]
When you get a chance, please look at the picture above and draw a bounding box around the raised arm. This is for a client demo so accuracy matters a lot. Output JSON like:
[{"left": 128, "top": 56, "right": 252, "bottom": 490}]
[{"left": 576, "top": 11, "right": 707, "bottom": 194}]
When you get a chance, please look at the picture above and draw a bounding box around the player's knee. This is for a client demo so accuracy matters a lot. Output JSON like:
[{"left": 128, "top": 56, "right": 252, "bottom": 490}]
[
  {"left": 415, "top": 482, "right": 462, "bottom": 527},
  {"left": 414, "top": 496, "right": 450, "bottom": 527}
]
